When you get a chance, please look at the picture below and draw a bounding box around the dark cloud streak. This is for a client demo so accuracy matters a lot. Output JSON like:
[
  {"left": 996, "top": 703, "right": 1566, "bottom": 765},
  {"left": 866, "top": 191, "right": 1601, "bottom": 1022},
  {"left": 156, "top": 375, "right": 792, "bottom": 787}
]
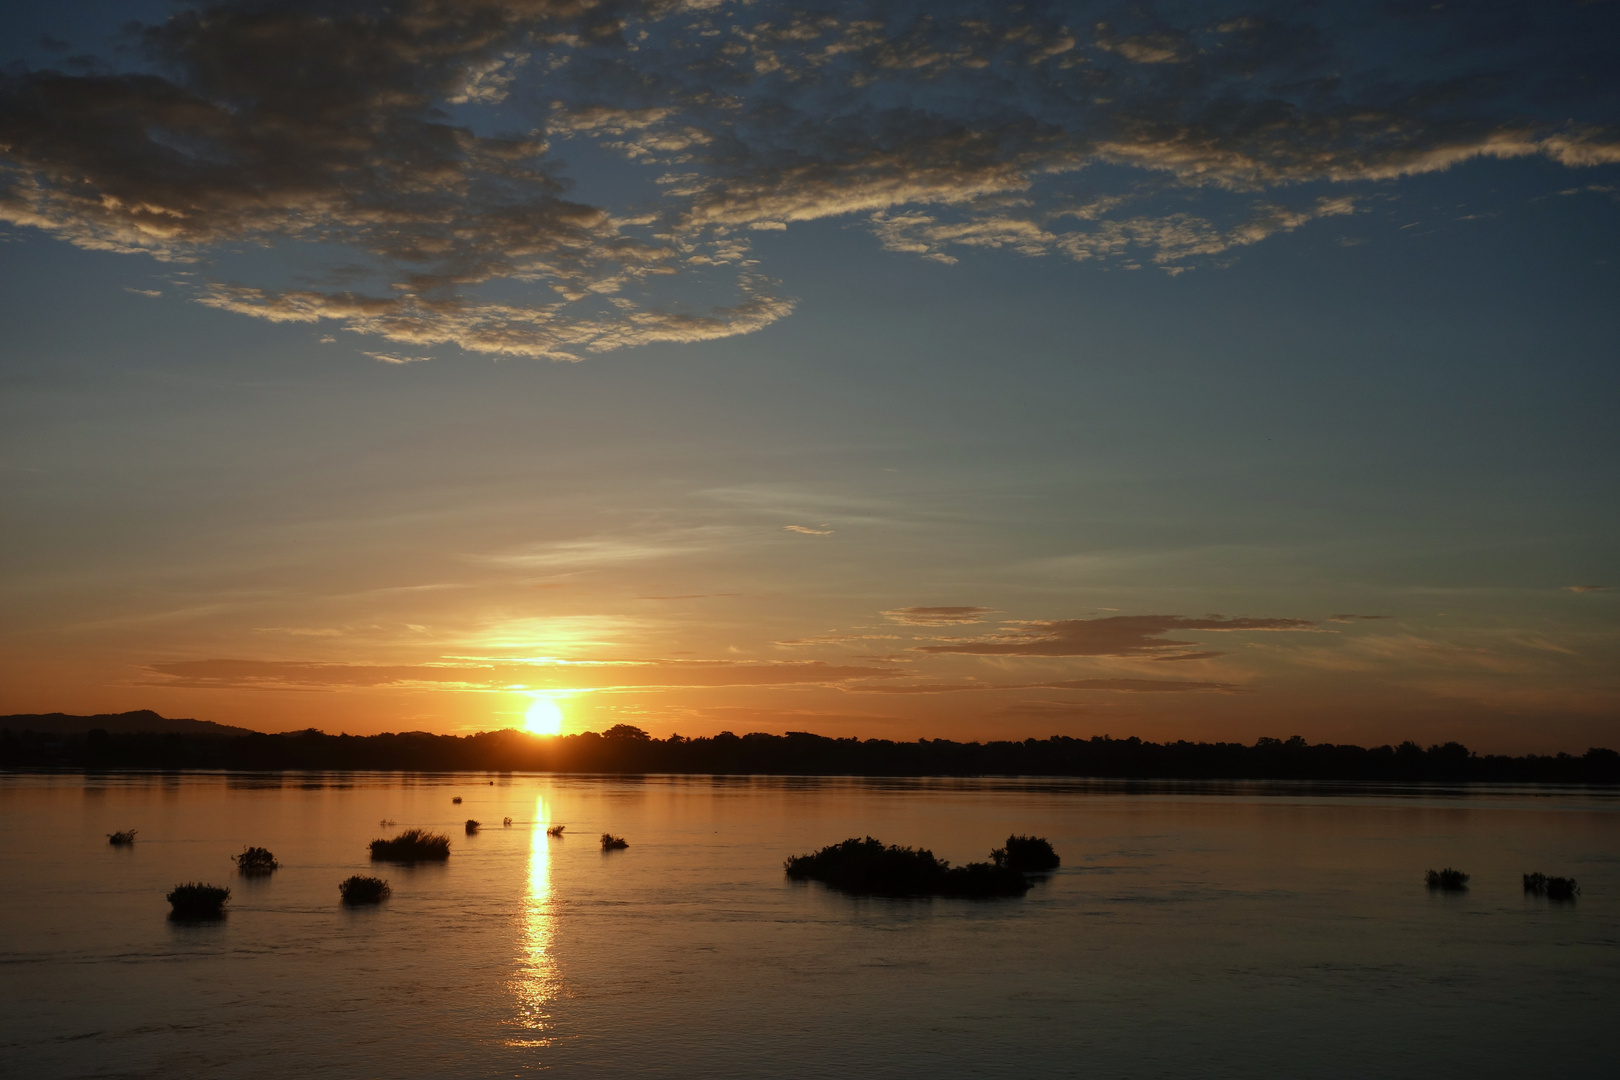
[{"left": 916, "top": 614, "right": 1312, "bottom": 657}]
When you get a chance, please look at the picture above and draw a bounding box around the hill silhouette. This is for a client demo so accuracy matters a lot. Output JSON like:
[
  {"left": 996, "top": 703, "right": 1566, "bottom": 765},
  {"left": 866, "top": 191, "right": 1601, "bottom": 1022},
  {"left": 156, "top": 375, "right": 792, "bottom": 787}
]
[{"left": 1, "top": 710, "right": 258, "bottom": 738}]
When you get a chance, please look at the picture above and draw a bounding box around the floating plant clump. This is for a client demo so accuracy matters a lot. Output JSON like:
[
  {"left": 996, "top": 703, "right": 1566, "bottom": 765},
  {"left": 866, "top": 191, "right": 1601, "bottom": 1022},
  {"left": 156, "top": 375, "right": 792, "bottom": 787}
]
[
  {"left": 1426, "top": 868, "right": 1470, "bottom": 891},
  {"left": 992, "top": 835, "right": 1061, "bottom": 872},
  {"left": 339, "top": 875, "right": 391, "bottom": 905},
  {"left": 785, "top": 836, "right": 1041, "bottom": 898},
  {"left": 369, "top": 829, "right": 451, "bottom": 863},
  {"left": 1524, "top": 872, "right": 1580, "bottom": 900},
  {"left": 547, "top": 825, "right": 565, "bottom": 837},
  {"left": 167, "top": 882, "right": 230, "bottom": 918},
  {"left": 601, "top": 833, "right": 629, "bottom": 850},
  {"left": 107, "top": 829, "right": 137, "bottom": 846},
  {"left": 235, "top": 846, "right": 278, "bottom": 873}
]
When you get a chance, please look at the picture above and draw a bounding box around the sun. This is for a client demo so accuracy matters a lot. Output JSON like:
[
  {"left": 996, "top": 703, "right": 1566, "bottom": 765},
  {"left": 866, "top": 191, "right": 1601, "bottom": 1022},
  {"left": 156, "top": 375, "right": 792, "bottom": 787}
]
[{"left": 524, "top": 696, "right": 565, "bottom": 736}]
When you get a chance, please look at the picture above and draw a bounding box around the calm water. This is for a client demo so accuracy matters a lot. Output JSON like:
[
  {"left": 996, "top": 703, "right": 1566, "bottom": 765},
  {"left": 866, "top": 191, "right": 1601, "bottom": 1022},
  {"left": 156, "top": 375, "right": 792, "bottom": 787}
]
[{"left": 1, "top": 773, "right": 1616, "bottom": 1078}]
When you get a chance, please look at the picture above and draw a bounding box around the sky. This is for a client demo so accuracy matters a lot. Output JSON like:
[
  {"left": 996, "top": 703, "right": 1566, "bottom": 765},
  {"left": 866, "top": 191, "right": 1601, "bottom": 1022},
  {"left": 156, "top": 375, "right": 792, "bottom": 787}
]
[{"left": 1, "top": 0, "right": 1617, "bottom": 750}]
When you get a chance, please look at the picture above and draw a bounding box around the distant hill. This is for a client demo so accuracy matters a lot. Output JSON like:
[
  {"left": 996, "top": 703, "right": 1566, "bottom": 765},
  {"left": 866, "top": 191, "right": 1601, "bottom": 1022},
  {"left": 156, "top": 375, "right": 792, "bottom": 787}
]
[{"left": 0, "top": 710, "right": 258, "bottom": 737}]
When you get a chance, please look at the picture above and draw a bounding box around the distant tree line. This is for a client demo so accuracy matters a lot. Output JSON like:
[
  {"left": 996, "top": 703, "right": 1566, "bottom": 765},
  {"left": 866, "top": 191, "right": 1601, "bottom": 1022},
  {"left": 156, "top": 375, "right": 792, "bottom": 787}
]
[{"left": 2, "top": 723, "right": 1617, "bottom": 782}]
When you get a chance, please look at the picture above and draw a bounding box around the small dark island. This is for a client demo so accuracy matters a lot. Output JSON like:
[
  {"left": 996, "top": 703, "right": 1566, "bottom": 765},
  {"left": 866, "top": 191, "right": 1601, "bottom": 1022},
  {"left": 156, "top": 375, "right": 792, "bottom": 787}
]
[
  {"left": 339, "top": 875, "right": 391, "bottom": 905},
  {"left": 235, "top": 846, "right": 278, "bottom": 873},
  {"left": 465, "top": 819, "right": 481, "bottom": 834},
  {"left": 1426, "top": 868, "right": 1469, "bottom": 891},
  {"left": 601, "top": 833, "right": 629, "bottom": 850},
  {"left": 992, "top": 834, "right": 1061, "bottom": 872},
  {"left": 167, "top": 882, "right": 230, "bottom": 918},
  {"left": 1524, "top": 872, "right": 1579, "bottom": 900},
  {"left": 784, "top": 836, "right": 1054, "bottom": 898},
  {"left": 369, "top": 828, "right": 451, "bottom": 863},
  {"left": 107, "top": 829, "right": 137, "bottom": 846}
]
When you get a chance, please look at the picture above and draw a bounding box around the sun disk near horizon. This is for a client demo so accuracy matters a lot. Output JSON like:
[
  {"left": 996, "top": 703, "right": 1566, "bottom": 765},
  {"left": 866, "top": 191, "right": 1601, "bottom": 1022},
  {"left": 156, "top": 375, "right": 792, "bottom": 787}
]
[{"left": 525, "top": 695, "right": 565, "bottom": 736}]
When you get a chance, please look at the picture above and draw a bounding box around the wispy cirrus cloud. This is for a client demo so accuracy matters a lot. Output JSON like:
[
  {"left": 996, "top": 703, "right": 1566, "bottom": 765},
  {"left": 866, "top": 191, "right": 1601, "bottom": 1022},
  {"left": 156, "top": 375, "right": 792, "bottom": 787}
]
[
  {"left": 363, "top": 350, "right": 433, "bottom": 365},
  {"left": 471, "top": 529, "right": 728, "bottom": 571},
  {"left": 775, "top": 633, "right": 901, "bottom": 646},
  {"left": 882, "top": 605, "right": 996, "bottom": 626}
]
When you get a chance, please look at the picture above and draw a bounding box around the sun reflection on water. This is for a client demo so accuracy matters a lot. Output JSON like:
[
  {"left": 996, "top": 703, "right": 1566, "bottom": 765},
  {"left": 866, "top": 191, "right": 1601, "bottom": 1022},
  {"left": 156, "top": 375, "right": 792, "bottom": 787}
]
[{"left": 507, "top": 796, "right": 559, "bottom": 1048}]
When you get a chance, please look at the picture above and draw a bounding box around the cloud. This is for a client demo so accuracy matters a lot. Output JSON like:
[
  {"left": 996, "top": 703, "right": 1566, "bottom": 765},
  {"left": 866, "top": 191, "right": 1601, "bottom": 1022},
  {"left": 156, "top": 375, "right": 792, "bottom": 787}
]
[
  {"left": 1039, "top": 678, "right": 1242, "bottom": 693},
  {"left": 782, "top": 524, "right": 833, "bottom": 535},
  {"left": 0, "top": 0, "right": 792, "bottom": 361},
  {"left": 1566, "top": 585, "right": 1609, "bottom": 593},
  {"left": 4, "top": 1, "right": 1617, "bottom": 356},
  {"left": 363, "top": 351, "right": 432, "bottom": 365},
  {"left": 882, "top": 605, "right": 996, "bottom": 626},
  {"left": 252, "top": 627, "right": 343, "bottom": 637},
  {"left": 473, "top": 529, "right": 727, "bottom": 570},
  {"left": 124, "top": 287, "right": 162, "bottom": 297},
  {"left": 145, "top": 657, "right": 901, "bottom": 692},
  {"left": 636, "top": 593, "right": 740, "bottom": 600},
  {"left": 916, "top": 614, "right": 1313, "bottom": 657},
  {"left": 1328, "top": 614, "right": 1394, "bottom": 622},
  {"left": 857, "top": 676, "right": 1243, "bottom": 695},
  {"left": 1093, "top": 24, "right": 1187, "bottom": 66}
]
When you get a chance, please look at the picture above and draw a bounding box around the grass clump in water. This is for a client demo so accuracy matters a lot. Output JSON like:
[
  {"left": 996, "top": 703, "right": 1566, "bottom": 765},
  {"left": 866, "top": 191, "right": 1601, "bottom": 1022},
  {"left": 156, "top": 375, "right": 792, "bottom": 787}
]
[
  {"left": 167, "top": 882, "right": 229, "bottom": 918},
  {"left": 369, "top": 828, "right": 451, "bottom": 863},
  {"left": 465, "top": 819, "right": 481, "bottom": 834},
  {"left": 1524, "top": 872, "right": 1579, "bottom": 900},
  {"left": 235, "top": 846, "right": 278, "bottom": 873},
  {"left": 992, "top": 835, "right": 1061, "bottom": 872},
  {"left": 503, "top": 817, "right": 513, "bottom": 827},
  {"left": 547, "top": 825, "right": 565, "bottom": 837},
  {"left": 1426, "top": 868, "right": 1470, "bottom": 891},
  {"left": 339, "top": 875, "right": 391, "bottom": 905},
  {"left": 785, "top": 837, "right": 1033, "bottom": 898},
  {"left": 601, "top": 833, "right": 629, "bottom": 850},
  {"left": 452, "top": 796, "right": 462, "bottom": 804},
  {"left": 107, "top": 829, "right": 137, "bottom": 846}
]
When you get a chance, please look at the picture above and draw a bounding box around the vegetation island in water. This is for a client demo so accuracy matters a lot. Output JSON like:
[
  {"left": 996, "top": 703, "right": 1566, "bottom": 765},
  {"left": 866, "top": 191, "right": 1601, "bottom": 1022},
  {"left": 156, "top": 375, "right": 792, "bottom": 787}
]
[
  {"left": 784, "top": 834, "right": 1060, "bottom": 898},
  {"left": 235, "top": 846, "right": 278, "bottom": 873},
  {"left": 339, "top": 875, "right": 391, "bottom": 905},
  {"left": 167, "top": 882, "right": 230, "bottom": 918},
  {"left": 369, "top": 829, "right": 451, "bottom": 863}
]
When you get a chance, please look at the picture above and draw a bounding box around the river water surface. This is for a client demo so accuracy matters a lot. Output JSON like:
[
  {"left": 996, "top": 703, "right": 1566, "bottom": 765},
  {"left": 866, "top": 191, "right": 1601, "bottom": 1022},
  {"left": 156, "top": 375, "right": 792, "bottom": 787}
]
[{"left": 1, "top": 772, "right": 1615, "bottom": 1078}]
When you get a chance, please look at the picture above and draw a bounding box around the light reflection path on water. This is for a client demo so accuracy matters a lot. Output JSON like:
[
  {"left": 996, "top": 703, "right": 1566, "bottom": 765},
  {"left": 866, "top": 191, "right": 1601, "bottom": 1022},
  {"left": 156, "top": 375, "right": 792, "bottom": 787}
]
[{"left": 507, "top": 794, "right": 558, "bottom": 1050}]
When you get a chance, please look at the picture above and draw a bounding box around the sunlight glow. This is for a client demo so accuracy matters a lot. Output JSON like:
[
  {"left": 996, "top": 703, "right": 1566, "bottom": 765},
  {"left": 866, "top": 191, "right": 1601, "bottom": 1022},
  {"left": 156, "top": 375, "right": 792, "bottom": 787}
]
[{"left": 524, "top": 696, "right": 565, "bottom": 736}]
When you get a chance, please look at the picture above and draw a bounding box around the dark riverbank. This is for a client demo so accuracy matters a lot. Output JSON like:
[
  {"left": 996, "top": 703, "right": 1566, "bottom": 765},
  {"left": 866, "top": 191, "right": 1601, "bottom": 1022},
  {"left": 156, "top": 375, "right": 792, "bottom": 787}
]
[{"left": 2, "top": 718, "right": 1616, "bottom": 782}]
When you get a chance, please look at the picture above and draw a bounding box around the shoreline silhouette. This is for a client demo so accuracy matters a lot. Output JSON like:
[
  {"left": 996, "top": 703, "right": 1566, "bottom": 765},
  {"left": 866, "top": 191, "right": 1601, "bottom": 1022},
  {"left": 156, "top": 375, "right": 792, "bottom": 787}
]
[{"left": 3, "top": 717, "right": 1615, "bottom": 783}]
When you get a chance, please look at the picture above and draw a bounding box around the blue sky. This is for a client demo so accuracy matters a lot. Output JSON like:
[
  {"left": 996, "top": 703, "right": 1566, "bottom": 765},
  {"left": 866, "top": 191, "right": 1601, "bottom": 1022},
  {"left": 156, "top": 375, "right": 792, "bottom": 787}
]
[{"left": 1, "top": 0, "right": 1616, "bottom": 748}]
